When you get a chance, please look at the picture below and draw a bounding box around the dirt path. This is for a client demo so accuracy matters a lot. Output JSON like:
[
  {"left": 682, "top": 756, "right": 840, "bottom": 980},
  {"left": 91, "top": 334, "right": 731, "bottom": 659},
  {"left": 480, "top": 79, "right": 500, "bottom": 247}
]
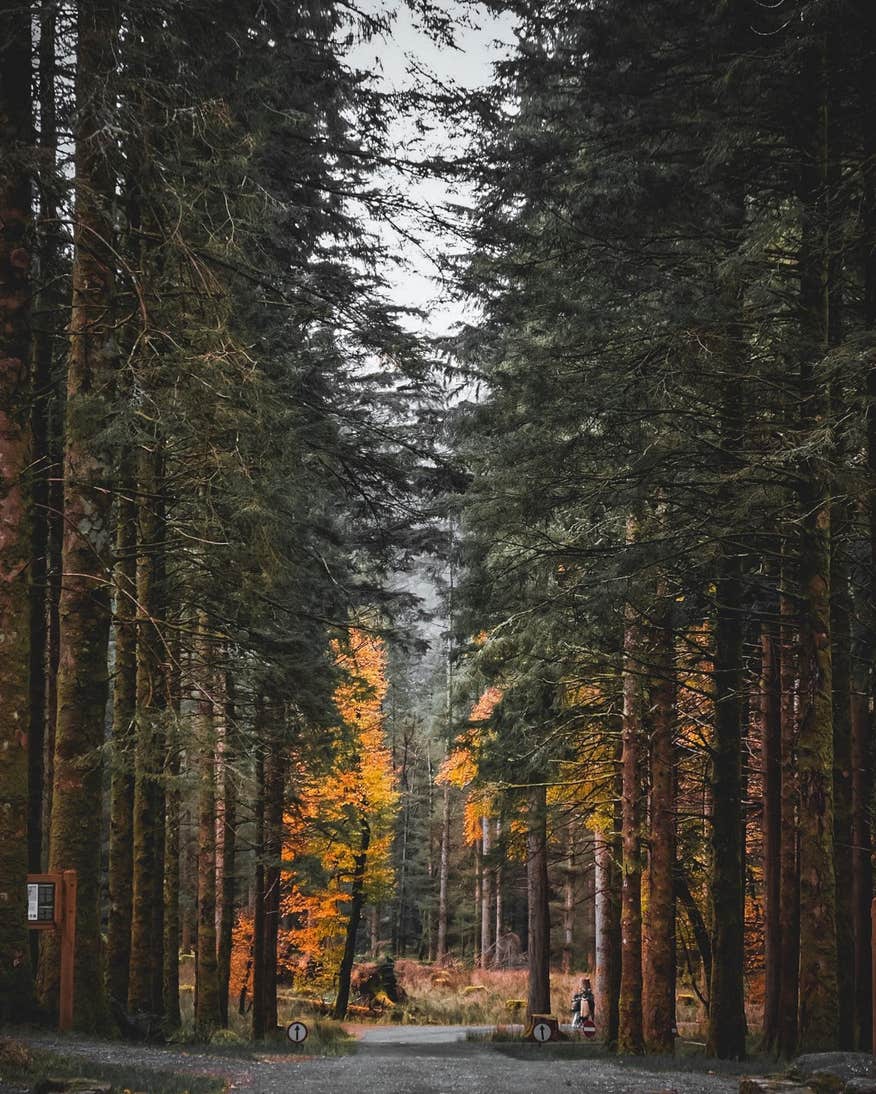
[{"left": 9, "top": 1028, "right": 747, "bottom": 1094}]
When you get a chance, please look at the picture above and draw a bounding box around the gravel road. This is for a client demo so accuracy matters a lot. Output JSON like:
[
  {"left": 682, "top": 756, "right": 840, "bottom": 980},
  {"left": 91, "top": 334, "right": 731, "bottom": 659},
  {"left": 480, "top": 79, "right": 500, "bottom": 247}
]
[{"left": 8, "top": 1027, "right": 747, "bottom": 1094}]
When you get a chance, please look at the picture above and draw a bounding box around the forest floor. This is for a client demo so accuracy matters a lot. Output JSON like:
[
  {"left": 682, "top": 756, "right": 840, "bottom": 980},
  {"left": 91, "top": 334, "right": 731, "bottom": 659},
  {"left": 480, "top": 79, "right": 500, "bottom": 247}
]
[{"left": 1, "top": 1026, "right": 760, "bottom": 1094}]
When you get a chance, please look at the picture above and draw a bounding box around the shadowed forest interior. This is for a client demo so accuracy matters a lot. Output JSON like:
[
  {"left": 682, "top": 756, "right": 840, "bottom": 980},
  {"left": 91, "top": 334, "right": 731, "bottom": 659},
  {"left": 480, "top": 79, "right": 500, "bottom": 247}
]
[{"left": 1, "top": 0, "right": 875, "bottom": 1065}]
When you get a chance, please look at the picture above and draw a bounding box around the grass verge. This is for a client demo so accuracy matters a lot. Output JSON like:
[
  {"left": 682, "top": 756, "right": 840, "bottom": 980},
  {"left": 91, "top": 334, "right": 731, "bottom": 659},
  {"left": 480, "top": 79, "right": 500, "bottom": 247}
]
[{"left": 0, "top": 1042, "right": 224, "bottom": 1094}]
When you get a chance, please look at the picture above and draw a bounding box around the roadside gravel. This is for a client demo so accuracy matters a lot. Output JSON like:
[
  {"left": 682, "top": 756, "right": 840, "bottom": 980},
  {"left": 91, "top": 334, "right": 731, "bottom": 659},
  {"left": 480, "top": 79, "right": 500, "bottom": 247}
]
[{"left": 8, "top": 1027, "right": 746, "bottom": 1094}]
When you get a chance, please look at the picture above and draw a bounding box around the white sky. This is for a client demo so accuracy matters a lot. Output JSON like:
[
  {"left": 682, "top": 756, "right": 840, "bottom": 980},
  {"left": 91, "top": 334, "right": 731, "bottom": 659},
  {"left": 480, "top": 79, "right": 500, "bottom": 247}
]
[{"left": 350, "top": 2, "right": 515, "bottom": 337}]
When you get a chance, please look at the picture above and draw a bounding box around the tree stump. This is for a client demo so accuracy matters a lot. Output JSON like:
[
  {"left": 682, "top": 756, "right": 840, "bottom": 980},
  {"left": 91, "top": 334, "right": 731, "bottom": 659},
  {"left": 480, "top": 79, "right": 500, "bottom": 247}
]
[{"left": 524, "top": 1014, "right": 563, "bottom": 1042}]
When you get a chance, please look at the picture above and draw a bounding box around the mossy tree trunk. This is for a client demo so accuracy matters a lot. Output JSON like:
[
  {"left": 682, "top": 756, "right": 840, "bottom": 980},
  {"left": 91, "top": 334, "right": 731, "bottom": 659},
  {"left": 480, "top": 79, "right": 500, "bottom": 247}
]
[
  {"left": 831, "top": 521, "right": 854, "bottom": 1049},
  {"left": 163, "top": 712, "right": 181, "bottom": 1031},
  {"left": 643, "top": 596, "right": 676, "bottom": 1054},
  {"left": 28, "top": 0, "right": 61, "bottom": 882},
  {"left": 262, "top": 734, "right": 285, "bottom": 1031},
  {"left": 794, "top": 32, "right": 839, "bottom": 1052},
  {"left": 707, "top": 383, "right": 747, "bottom": 1062},
  {"left": 618, "top": 593, "right": 644, "bottom": 1055},
  {"left": 760, "top": 594, "right": 782, "bottom": 1052},
  {"left": 526, "top": 782, "right": 551, "bottom": 1020},
  {"left": 43, "top": 0, "right": 120, "bottom": 1031},
  {"left": 106, "top": 468, "right": 137, "bottom": 1008},
  {"left": 217, "top": 671, "right": 237, "bottom": 1028},
  {"left": 194, "top": 630, "right": 220, "bottom": 1036},
  {"left": 128, "top": 445, "right": 168, "bottom": 1017},
  {"left": 436, "top": 783, "right": 450, "bottom": 964},
  {"left": 859, "top": 0, "right": 876, "bottom": 1054},
  {"left": 0, "top": 0, "right": 34, "bottom": 1020},
  {"left": 777, "top": 563, "right": 800, "bottom": 1058}
]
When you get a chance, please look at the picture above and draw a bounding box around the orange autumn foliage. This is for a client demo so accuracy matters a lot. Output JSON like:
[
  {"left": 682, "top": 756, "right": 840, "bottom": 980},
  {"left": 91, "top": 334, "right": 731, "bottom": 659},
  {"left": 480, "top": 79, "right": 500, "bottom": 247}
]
[
  {"left": 279, "top": 628, "right": 398, "bottom": 991},
  {"left": 437, "top": 685, "right": 504, "bottom": 847}
]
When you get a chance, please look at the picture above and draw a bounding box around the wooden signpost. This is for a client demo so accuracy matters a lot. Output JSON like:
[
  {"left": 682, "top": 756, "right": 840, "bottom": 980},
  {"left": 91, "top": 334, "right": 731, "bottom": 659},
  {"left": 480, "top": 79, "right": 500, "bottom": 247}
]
[{"left": 26, "top": 870, "right": 77, "bottom": 1031}]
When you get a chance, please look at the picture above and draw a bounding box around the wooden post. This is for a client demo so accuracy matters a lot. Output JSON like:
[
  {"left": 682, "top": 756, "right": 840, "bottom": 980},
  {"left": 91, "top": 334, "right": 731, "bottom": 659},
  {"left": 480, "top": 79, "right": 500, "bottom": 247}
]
[{"left": 59, "top": 870, "right": 77, "bottom": 1032}]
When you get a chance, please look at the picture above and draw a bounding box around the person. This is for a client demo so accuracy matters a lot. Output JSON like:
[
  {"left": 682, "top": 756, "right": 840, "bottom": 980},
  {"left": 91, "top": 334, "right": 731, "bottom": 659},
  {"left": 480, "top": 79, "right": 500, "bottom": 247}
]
[{"left": 571, "top": 977, "right": 595, "bottom": 1028}]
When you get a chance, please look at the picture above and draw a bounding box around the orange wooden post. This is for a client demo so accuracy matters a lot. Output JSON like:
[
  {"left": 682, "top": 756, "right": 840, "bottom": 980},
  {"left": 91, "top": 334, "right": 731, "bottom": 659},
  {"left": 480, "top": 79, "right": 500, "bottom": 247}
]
[{"left": 59, "top": 870, "right": 77, "bottom": 1032}]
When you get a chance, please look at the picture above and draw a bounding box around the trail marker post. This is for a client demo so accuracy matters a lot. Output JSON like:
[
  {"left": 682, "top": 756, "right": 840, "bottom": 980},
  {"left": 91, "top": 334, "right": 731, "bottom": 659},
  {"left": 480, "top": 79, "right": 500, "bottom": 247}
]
[{"left": 26, "top": 870, "right": 77, "bottom": 1031}]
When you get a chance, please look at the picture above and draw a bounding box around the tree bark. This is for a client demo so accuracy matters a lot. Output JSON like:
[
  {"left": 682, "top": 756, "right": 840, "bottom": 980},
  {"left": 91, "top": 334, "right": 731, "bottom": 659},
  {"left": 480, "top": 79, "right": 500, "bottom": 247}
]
[
  {"left": 618, "top": 591, "right": 644, "bottom": 1054},
  {"left": 481, "top": 814, "right": 492, "bottom": 968},
  {"left": 794, "top": 34, "right": 839, "bottom": 1052},
  {"left": 707, "top": 354, "right": 747, "bottom": 1060},
  {"left": 28, "top": 0, "right": 60, "bottom": 881},
  {"left": 0, "top": 0, "right": 34, "bottom": 1019},
  {"left": 194, "top": 631, "right": 220, "bottom": 1035},
  {"left": 643, "top": 599, "right": 676, "bottom": 1054},
  {"left": 333, "top": 816, "right": 371, "bottom": 1020},
  {"left": 777, "top": 565, "right": 801, "bottom": 1057},
  {"left": 106, "top": 471, "right": 137, "bottom": 1008},
  {"left": 859, "top": 0, "right": 876, "bottom": 1054},
  {"left": 594, "top": 830, "right": 617, "bottom": 1027},
  {"left": 494, "top": 817, "right": 503, "bottom": 964},
  {"left": 526, "top": 783, "right": 551, "bottom": 1019},
  {"left": 831, "top": 525, "right": 854, "bottom": 1049},
  {"left": 217, "top": 672, "right": 238, "bottom": 1027},
  {"left": 43, "top": 0, "right": 120, "bottom": 1030},
  {"left": 760, "top": 600, "right": 782, "bottom": 1051},
  {"left": 262, "top": 734, "right": 284, "bottom": 1032},
  {"left": 251, "top": 741, "right": 266, "bottom": 1039},
  {"left": 128, "top": 447, "right": 168, "bottom": 1017},
  {"left": 562, "top": 823, "right": 574, "bottom": 975},
  {"left": 436, "top": 782, "right": 450, "bottom": 964},
  {"left": 162, "top": 720, "right": 181, "bottom": 1031}
]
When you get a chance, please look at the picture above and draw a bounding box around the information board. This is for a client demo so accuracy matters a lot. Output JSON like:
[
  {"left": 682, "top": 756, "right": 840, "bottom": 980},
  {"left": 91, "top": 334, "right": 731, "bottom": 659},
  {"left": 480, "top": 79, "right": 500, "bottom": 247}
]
[{"left": 27, "top": 881, "right": 56, "bottom": 923}]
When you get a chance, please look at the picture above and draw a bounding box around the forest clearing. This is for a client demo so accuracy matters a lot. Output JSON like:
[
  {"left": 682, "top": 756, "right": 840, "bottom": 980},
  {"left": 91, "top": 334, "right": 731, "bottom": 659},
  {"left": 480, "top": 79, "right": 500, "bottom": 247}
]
[{"left": 2, "top": 0, "right": 876, "bottom": 1086}]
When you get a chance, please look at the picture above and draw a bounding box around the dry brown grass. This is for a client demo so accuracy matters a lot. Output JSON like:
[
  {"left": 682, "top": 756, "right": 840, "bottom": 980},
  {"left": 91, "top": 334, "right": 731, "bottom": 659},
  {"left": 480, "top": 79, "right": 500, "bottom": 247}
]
[{"left": 389, "top": 962, "right": 591, "bottom": 1026}]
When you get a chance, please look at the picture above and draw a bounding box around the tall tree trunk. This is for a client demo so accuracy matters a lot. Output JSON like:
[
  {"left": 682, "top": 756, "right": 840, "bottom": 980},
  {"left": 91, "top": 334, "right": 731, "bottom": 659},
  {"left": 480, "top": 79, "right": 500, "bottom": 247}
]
[
  {"left": 43, "top": 0, "right": 120, "bottom": 1030},
  {"left": 0, "top": 0, "right": 34, "bottom": 1019},
  {"left": 526, "top": 782, "right": 550, "bottom": 1019},
  {"left": 859, "top": 0, "right": 876, "bottom": 1054},
  {"left": 760, "top": 595, "right": 782, "bottom": 1052},
  {"left": 618, "top": 589, "right": 644, "bottom": 1054},
  {"left": 473, "top": 842, "right": 482, "bottom": 961},
  {"left": 851, "top": 638, "right": 873, "bottom": 1051},
  {"left": 194, "top": 631, "right": 220, "bottom": 1035},
  {"left": 777, "top": 565, "right": 801, "bottom": 1057},
  {"left": 28, "top": 0, "right": 60, "bottom": 880},
  {"left": 162, "top": 718, "right": 181, "bottom": 1031},
  {"left": 795, "top": 34, "right": 839, "bottom": 1052},
  {"left": 436, "top": 782, "right": 450, "bottom": 964},
  {"left": 831, "top": 522, "right": 854, "bottom": 1049},
  {"left": 251, "top": 741, "right": 267, "bottom": 1039},
  {"left": 106, "top": 472, "right": 137, "bottom": 1008},
  {"left": 128, "top": 447, "right": 168, "bottom": 1016},
  {"left": 332, "top": 816, "right": 371, "bottom": 1020},
  {"left": 494, "top": 817, "right": 503, "bottom": 963},
  {"left": 217, "top": 672, "right": 237, "bottom": 1027},
  {"left": 481, "top": 814, "right": 492, "bottom": 968},
  {"left": 594, "top": 831, "right": 614, "bottom": 1026},
  {"left": 262, "top": 734, "right": 284, "bottom": 1032},
  {"left": 562, "top": 823, "right": 574, "bottom": 975},
  {"left": 707, "top": 355, "right": 748, "bottom": 1060},
  {"left": 643, "top": 598, "right": 676, "bottom": 1054}
]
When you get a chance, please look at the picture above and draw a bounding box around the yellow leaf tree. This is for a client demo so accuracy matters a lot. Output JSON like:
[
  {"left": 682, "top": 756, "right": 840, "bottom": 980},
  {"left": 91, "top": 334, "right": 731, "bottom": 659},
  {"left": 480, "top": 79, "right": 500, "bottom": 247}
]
[{"left": 281, "top": 627, "right": 397, "bottom": 1016}]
